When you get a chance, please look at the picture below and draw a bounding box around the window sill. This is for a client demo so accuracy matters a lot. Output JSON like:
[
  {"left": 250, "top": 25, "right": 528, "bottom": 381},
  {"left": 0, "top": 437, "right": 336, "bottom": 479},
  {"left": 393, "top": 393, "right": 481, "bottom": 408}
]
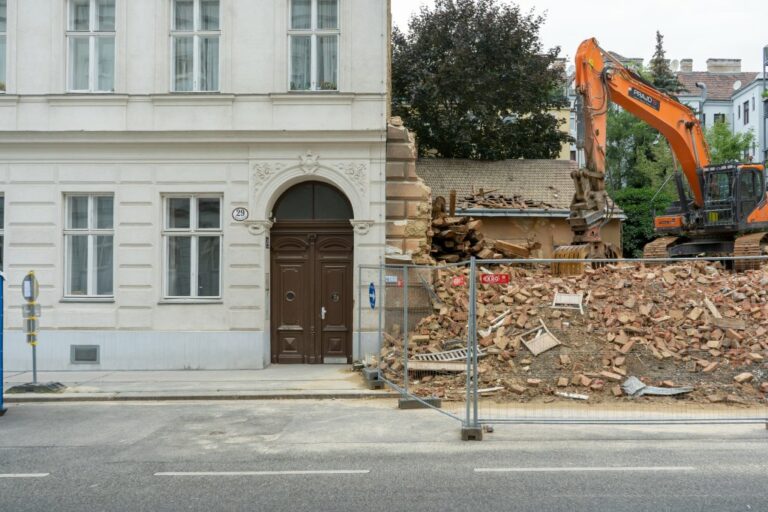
[
  {"left": 60, "top": 297, "right": 115, "bottom": 304},
  {"left": 158, "top": 299, "right": 223, "bottom": 305}
]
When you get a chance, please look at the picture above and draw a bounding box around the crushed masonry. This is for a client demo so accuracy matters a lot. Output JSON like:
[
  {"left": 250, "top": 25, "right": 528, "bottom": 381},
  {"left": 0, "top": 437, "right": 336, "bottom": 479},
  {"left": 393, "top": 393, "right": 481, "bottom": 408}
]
[{"left": 378, "top": 260, "right": 768, "bottom": 405}]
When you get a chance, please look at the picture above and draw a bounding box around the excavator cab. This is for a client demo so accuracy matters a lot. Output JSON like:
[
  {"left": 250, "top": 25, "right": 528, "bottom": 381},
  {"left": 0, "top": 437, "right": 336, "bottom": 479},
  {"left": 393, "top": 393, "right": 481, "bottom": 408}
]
[{"left": 700, "top": 164, "right": 766, "bottom": 229}]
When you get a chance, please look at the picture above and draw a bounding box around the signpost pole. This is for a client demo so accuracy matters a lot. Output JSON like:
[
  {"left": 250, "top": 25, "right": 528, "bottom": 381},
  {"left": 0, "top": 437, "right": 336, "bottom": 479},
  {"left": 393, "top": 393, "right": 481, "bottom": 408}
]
[
  {"left": 22, "top": 271, "right": 40, "bottom": 385},
  {"left": 0, "top": 273, "right": 6, "bottom": 416}
]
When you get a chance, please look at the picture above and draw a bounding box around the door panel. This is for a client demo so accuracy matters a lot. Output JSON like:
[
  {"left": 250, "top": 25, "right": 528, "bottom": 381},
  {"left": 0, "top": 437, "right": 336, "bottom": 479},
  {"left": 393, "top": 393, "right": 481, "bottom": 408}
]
[
  {"left": 274, "top": 262, "right": 309, "bottom": 363},
  {"left": 320, "top": 263, "right": 351, "bottom": 361}
]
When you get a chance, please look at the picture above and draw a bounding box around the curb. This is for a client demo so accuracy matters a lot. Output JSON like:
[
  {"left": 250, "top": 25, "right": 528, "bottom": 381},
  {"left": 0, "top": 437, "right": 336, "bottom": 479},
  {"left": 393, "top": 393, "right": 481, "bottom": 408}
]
[{"left": 3, "top": 391, "right": 401, "bottom": 403}]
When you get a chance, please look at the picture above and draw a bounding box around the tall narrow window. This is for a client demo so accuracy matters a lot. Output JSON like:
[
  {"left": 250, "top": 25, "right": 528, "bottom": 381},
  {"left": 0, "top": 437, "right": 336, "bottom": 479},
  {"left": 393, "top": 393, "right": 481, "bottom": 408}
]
[
  {"left": 744, "top": 101, "right": 750, "bottom": 125},
  {"left": 163, "top": 196, "right": 222, "bottom": 298},
  {"left": 171, "top": 0, "right": 220, "bottom": 92},
  {"left": 289, "top": 0, "right": 339, "bottom": 91},
  {"left": 67, "top": 0, "right": 115, "bottom": 92},
  {"left": 0, "top": 195, "right": 4, "bottom": 269},
  {"left": 0, "top": 0, "right": 6, "bottom": 92},
  {"left": 64, "top": 195, "right": 114, "bottom": 297}
]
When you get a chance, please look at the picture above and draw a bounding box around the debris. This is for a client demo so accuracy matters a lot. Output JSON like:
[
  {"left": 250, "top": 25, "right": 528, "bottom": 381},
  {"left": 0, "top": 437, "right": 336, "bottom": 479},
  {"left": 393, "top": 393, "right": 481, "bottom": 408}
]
[
  {"left": 477, "top": 386, "right": 505, "bottom": 395},
  {"left": 411, "top": 347, "right": 486, "bottom": 362},
  {"left": 621, "top": 376, "right": 693, "bottom": 398},
  {"left": 733, "top": 372, "right": 754, "bottom": 384},
  {"left": 555, "top": 392, "right": 589, "bottom": 401},
  {"left": 552, "top": 292, "right": 585, "bottom": 315},
  {"left": 520, "top": 320, "right": 561, "bottom": 356},
  {"left": 407, "top": 361, "right": 466, "bottom": 372}
]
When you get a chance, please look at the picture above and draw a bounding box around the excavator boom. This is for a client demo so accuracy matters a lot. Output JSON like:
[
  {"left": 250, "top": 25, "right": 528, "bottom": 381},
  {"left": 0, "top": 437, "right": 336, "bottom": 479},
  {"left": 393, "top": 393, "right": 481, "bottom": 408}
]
[{"left": 575, "top": 38, "right": 710, "bottom": 207}]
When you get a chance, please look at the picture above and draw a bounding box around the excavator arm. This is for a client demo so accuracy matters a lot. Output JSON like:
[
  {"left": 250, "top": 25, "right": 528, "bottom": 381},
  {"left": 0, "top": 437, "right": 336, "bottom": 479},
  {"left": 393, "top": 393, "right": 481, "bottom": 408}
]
[{"left": 562, "top": 39, "right": 710, "bottom": 263}]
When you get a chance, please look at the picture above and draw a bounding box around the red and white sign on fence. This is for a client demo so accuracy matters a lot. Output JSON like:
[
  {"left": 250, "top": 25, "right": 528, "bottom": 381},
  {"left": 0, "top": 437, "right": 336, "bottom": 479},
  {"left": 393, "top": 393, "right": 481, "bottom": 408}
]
[
  {"left": 451, "top": 276, "right": 466, "bottom": 287},
  {"left": 480, "top": 273, "right": 510, "bottom": 285}
]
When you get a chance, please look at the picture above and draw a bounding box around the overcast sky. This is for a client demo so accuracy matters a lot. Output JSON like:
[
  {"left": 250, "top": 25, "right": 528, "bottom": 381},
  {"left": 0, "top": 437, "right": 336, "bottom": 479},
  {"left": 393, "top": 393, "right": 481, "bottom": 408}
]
[{"left": 391, "top": 0, "right": 768, "bottom": 72}]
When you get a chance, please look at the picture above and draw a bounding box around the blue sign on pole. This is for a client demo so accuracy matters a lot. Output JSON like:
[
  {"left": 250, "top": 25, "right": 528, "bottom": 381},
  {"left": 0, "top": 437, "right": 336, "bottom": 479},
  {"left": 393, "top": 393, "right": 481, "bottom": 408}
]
[{"left": 369, "top": 282, "right": 376, "bottom": 310}]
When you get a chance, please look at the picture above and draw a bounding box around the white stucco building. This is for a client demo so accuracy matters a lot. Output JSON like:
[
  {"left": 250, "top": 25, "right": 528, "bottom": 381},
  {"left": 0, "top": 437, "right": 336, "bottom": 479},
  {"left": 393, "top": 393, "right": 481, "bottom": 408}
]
[{"left": 0, "top": 0, "right": 389, "bottom": 370}]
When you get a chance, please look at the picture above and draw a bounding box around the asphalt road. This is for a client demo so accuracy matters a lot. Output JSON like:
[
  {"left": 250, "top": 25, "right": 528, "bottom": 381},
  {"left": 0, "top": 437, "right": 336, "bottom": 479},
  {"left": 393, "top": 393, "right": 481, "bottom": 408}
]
[{"left": 0, "top": 400, "right": 766, "bottom": 512}]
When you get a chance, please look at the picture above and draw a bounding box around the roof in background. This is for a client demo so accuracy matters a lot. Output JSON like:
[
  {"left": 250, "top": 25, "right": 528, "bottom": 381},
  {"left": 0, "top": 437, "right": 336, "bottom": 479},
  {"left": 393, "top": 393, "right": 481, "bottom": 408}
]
[
  {"left": 417, "top": 159, "right": 577, "bottom": 210},
  {"left": 677, "top": 71, "right": 760, "bottom": 101}
]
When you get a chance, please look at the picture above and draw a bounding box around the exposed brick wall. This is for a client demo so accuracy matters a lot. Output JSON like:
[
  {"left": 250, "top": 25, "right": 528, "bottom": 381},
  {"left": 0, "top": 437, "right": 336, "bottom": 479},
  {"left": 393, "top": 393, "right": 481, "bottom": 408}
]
[{"left": 386, "top": 117, "right": 432, "bottom": 264}]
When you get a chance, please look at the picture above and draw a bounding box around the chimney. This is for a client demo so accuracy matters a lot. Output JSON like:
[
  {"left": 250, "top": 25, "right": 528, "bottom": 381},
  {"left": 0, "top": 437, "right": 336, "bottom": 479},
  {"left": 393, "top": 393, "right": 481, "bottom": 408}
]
[
  {"left": 680, "top": 59, "right": 693, "bottom": 72},
  {"left": 706, "top": 58, "right": 742, "bottom": 73}
]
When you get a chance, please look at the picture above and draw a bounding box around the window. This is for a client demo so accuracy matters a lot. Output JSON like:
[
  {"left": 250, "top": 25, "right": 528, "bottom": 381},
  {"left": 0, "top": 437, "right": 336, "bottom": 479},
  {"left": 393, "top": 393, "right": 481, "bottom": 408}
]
[
  {"left": 701, "top": 113, "right": 706, "bottom": 128},
  {"left": 67, "top": 0, "right": 115, "bottom": 92},
  {"left": 64, "top": 195, "right": 114, "bottom": 297},
  {"left": 0, "top": 0, "right": 6, "bottom": 92},
  {"left": 738, "top": 104, "right": 741, "bottom": 119},
  {"left": 752, "top": 97, "right": 756, "bottom": 111},
  {"left": 163, "top": 196, "right": 222, "bottom": 298},
  {"left": 714, "top": 113, "right": 726, "bottom": 124},
  {"left": 744, "top": 101, "right": 750, "bottom": 125},
  {"left": 289, "top": 0, "right": 339, "bottom": 91},
  {"left": 0, "top": 194, "right": 4, "bottom": 270},
  {"left": 171, "top": 0, "right": 220, "bottom": 92},
  {"left": 273, "top": 182, "right": 352, "bottom": 221}
]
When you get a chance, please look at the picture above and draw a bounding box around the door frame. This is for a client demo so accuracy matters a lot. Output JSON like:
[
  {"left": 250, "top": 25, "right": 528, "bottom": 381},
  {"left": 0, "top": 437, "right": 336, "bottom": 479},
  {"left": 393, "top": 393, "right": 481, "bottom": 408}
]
[{"left": 269, "top": 220, "right": 354, "bottom": 364}]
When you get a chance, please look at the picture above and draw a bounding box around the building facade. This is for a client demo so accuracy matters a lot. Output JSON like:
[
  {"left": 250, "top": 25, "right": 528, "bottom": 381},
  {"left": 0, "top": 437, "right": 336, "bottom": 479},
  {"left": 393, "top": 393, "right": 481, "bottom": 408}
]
[{"left": 0, "top": 0, "right": 389, "bottom": 370}]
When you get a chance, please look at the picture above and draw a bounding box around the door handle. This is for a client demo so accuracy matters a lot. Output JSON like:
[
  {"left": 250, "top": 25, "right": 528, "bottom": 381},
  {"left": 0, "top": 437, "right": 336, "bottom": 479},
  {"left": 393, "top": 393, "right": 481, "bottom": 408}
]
[{"left": 320, "top": 306, "right": 327, "bottom": 320}]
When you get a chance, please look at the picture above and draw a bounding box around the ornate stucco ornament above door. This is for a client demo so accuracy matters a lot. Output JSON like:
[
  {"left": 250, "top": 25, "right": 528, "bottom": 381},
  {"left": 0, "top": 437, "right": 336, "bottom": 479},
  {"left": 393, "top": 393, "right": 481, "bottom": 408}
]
[{"left": 248, "top": 153, "right": 372, "bottom": 226}]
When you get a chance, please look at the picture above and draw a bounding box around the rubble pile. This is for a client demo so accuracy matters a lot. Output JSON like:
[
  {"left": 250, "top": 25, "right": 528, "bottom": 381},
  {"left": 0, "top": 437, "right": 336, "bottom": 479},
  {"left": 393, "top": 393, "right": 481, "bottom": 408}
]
[
  {"left": 459, "top": 191, "right": 555, "bottom": 210},
  {"left": 379, "top": 261, "right": 768, "bottom": 405}
]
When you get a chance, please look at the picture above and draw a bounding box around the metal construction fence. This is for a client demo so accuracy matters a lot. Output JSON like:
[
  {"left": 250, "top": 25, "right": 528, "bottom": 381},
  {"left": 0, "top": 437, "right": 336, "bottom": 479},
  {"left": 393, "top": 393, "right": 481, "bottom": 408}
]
[{"left": 359, "top": 255, "right": 768, "bottom": 436}]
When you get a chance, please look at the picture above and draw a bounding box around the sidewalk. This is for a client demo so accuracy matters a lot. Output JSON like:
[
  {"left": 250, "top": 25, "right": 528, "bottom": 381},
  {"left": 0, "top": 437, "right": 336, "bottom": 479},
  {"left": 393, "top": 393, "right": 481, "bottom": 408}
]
[{"left": 2, "top": 366, "right": 398, "bottom": 402}]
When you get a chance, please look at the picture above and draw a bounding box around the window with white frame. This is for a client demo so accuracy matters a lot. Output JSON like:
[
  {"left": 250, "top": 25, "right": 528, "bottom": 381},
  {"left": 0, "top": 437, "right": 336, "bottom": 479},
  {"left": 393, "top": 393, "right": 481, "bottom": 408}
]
[
  {"left": 0, "top": 0, "right": 6, "bottom": 92},
  {"left": 0, "top": 194, "right": 4, "bottom": 270},
  {"left": 171, "top": 0, "right": 220, "bottom": 92},
  {"left": 163, "top": 196, "right": 222, "bottom": 298},
  {"left": 64, "top": 195, "right": 114, "bottom": 297},
  {"left": 67, "top": 0, "right": 115, "bottom": 92},
  {"left": 289, "top": 0, "right": 339, "bottom": 91}
]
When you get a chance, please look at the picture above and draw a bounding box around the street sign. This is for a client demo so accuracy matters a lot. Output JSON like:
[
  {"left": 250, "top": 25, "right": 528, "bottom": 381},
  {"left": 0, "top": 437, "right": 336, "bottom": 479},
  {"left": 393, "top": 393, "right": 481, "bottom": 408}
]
[
  {"left": 232, "top": 207, "right": 249, "bottom": 222},
  {"left": 22, "top": 272, "right": 39, "bottom": 302},
  {"left": 369, "top": 283, "right": 376, "bottom": 309},
  {"left": 480, "top": 273, "right": 511, "bottom": 285},
  {"left": 451, "top": 276, "right": 466, "bottom": 287},
  {"left": 22, "top": 303, "right": 41, "bottom": 319}
]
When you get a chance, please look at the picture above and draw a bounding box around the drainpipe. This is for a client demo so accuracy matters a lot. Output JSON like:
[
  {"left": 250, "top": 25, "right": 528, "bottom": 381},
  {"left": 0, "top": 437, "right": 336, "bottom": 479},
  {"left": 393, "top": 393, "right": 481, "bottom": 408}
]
[{"left": 763, "top": 46, "right": 767, "bottom": 163}]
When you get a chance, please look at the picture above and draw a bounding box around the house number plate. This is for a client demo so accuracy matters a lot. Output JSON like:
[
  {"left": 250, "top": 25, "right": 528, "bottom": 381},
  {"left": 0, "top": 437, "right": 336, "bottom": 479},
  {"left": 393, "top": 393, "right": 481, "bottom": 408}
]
[{"left": 232, "top": 207, "right": 249, "bottom": 222}]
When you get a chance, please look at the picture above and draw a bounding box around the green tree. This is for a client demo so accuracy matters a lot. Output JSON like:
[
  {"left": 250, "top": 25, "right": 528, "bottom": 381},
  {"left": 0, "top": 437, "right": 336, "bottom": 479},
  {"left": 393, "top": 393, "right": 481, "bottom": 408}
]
[
  {"left": 648, "top": 31, "right": 685, "bottom": 95},
  {"left": 612, "top": 187, "right": 675, "bottom": 258},
  {"left": 391, "top": 0, "right": 569, "bottom": 160},
  {"left": 705, "top": 121, "right": 755, "bottom": 164}
]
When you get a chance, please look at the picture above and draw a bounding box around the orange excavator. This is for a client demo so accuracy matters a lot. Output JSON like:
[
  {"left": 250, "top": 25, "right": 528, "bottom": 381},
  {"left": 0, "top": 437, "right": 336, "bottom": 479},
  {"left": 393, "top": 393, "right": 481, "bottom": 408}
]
[{"left": 554, "top": 38, "right": 768, "bottom": 273}]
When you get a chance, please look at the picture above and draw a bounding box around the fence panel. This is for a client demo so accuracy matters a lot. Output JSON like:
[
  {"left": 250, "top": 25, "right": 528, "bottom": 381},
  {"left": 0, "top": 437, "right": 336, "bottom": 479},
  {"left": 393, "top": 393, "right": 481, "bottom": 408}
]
[
  {"left": 361, "top": 263, "right": 472, "bottom": 423},
  {"left": 470, "top": 256, "right": 768, "bottom": 425}
]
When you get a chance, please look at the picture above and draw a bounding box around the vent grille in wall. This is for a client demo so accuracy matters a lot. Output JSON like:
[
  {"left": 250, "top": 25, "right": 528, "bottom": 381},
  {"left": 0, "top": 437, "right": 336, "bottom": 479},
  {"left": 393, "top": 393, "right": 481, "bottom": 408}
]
[{"left": 71, "top": 345, "right": 100, "bottom": 364}]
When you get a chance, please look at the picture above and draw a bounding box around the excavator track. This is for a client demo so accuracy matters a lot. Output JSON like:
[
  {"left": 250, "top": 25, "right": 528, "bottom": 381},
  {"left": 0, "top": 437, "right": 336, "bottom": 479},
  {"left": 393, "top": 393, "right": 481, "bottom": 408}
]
[
  {"left": 642, "top": 237, "right": 679, "bottom": 262},
  {"left": 733, "top": 232, "right": 768, "bottom": 271}
]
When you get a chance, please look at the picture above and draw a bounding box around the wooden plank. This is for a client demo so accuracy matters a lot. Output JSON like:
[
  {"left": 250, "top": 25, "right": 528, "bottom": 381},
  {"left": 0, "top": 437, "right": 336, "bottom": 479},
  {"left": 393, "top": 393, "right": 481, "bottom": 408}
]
[
  {"left": 407, "top": 360, "right": 466, "bottom": 372},
  {"left": 713, "top": 317, "right": 746, "bottom": 330}
]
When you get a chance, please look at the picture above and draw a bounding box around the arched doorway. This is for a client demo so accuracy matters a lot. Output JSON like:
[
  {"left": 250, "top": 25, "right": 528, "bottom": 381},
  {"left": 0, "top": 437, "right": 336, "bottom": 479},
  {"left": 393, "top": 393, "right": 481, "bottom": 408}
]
[{"left": 269, "top": 182, "right": 354, "bottom": 364}]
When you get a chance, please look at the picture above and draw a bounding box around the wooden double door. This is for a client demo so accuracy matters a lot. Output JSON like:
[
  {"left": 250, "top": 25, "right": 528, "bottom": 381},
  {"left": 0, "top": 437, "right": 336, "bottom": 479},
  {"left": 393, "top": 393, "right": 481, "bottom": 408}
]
[{"left": 270, "top": 222, "right": 354, "bottom": 364}]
